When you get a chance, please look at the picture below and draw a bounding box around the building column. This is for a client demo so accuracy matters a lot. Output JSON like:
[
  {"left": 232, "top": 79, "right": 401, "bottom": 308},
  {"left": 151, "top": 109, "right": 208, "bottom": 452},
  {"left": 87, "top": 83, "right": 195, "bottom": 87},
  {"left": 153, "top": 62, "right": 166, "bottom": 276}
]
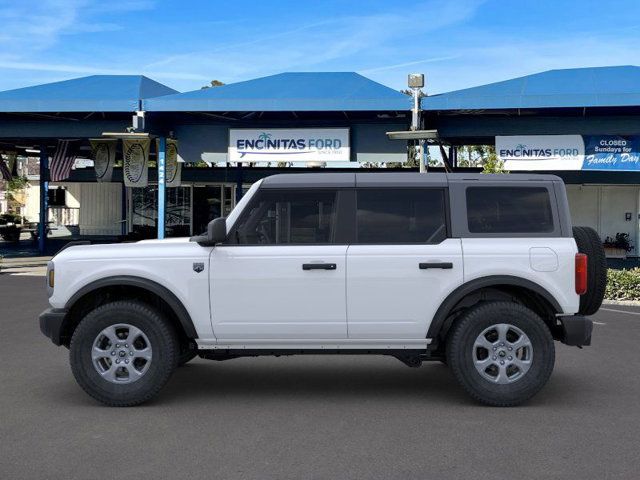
[
  {"left": 38, "top": 146, "right": 48, "bottom": 255},
  {"left": 157, "top": 136, "right": 166, "bottom": 239},
  {"left": 121, "top": 182, "right": 127, "bottom": 236},
  {"left": 236, "top": 162, "right": 243, "bottom": 203}
]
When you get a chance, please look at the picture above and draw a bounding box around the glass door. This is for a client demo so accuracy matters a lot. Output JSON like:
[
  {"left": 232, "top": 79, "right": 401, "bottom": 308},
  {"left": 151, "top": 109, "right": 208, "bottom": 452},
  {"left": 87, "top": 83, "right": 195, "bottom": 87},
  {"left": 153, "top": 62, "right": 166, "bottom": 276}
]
[
  {"left": 192, "top": 185, "right": 223, "bottom": 236},
  {"left": 130, "top": 185, "right": 192, "bottom": 239},
  {"left": 223, "top": 185, "right": 235, "bottom": 217},
  {"left": 192, "top": 184, "right": 239, "bottom": 235}
]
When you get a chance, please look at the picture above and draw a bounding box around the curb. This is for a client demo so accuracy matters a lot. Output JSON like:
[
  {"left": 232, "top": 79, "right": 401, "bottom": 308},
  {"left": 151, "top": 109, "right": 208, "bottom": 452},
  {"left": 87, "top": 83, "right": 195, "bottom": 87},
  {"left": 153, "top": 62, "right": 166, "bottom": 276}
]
[{"left": 603, "top": 299, "right": 640, "bottom": 306}]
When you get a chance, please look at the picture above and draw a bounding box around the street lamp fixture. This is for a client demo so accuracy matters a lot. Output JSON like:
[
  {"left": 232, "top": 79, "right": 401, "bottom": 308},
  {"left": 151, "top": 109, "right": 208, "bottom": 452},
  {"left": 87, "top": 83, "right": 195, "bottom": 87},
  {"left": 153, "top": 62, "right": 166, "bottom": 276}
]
[
  {"left": 386, "top": 129, "right": 438, "bottom": 140},
  {"left": 408, "top": 73, "right": 426, "bottom": 172}
]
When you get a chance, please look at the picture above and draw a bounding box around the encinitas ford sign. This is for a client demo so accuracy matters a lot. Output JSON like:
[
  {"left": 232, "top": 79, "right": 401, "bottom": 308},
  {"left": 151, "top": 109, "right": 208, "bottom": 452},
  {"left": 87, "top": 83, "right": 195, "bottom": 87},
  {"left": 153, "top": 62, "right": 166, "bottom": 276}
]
[
  {"left": 496, "top": 135, "right": 584, "bottom": 170},
  {"left": 229, "top": 128, "right": 350, "bottom": 162}
]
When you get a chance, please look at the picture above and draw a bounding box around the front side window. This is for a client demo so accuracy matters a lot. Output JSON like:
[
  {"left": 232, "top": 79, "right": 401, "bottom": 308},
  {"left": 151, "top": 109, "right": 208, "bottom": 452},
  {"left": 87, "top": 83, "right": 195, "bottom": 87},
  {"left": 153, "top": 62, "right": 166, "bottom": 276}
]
[
  {"left": 466, "top": 186, "right": 554, "bottom": 233},
  {"left": 356, "top": 188, "right": 447, "bottom": 243},
  {"left": 232, "top": 189, "right": 337, "bottom": 244}
]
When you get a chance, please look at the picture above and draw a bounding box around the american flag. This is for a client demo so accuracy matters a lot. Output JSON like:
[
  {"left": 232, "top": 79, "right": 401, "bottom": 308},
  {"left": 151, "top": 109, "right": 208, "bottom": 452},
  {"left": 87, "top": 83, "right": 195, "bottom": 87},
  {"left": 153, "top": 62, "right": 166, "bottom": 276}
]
[
  {"left": 49, "top": 140, "right": 79, "bottom": 182},
  {"left": 0, "top": 156, "right": 12, "bottom": 180}
]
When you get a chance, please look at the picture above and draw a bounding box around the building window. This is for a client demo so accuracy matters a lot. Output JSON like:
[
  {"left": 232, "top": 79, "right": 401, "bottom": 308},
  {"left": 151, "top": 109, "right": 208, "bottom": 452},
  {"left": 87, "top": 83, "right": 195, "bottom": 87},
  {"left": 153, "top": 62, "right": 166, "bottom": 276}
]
[
  {"left": 233, "top": 189, "right": 338, "bottom": 244},
  {"left": 131, "top": 186, "right": 191, "bottom": 238},
  {"left": 355, "top": 188, "right": 447, "bottom": 244},
  {"left": 47, "top": 187, "right": 66, "bottom": 207},
  {"left": 466, "top": 186, "right": 554, "bottom": 233}
]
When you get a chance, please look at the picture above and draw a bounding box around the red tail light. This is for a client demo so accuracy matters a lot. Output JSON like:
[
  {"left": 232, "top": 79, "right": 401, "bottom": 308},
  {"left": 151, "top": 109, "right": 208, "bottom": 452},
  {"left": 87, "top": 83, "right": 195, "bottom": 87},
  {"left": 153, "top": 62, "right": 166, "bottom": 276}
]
[{"left": 575, "top": 253, "right": 588, "bottom": 295}]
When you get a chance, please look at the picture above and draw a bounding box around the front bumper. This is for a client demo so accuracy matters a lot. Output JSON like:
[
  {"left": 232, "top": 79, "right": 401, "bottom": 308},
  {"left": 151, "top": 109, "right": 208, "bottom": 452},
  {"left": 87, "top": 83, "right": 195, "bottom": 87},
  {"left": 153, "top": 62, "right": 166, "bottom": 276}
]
[
  {"left": 39, "top": 308, "right": 68, "bottom": 346},
  {"left": 558, "top": 315, "right": 593, "bottom": 347}
]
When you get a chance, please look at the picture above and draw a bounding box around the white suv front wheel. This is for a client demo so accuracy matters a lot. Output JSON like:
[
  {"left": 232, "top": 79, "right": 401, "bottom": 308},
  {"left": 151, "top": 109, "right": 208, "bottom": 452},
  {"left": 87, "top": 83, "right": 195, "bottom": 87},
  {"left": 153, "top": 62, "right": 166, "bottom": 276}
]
[{"left": 70, "top": 300, "right": 178, "bottom": 407}]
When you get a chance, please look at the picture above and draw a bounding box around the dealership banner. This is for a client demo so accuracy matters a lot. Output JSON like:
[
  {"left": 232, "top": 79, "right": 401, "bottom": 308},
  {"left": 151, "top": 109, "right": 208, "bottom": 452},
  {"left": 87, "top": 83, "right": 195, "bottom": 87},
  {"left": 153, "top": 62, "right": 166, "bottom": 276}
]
[
  {"left": 228, "top": 128, "right": 350, "bottom": 163},
  {"left": 581, "top": 135, "right": 640, "bottom": 171},
  {"left": 156, "top": 138, "right": 181, "bottom": 187},
  {"left": 122, "top": 138, "right": 150, "bottom": 187},
  {"left": 496, "top": 135, "right": 585, "bottom": 170},
  {"left": 89, "top": 138, "right": 116, "bottom": 182},
  {"left": 497, "top": 135, "right": 640, "bottom": 171}
]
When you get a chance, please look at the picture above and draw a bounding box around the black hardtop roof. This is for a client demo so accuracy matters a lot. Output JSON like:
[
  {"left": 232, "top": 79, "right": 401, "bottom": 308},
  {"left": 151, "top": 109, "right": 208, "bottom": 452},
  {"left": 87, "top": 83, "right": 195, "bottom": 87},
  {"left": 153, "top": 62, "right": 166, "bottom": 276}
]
[{"left": 260, "top": 172, "right": 563, "bottom": 188}]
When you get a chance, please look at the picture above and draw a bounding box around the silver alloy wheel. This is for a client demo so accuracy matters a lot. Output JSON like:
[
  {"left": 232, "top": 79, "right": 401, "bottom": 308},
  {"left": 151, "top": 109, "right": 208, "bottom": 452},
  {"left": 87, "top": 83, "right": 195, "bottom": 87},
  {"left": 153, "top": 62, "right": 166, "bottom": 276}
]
[
  {"left": 91, "top": 324, "right": 153, "bottom": 384},
  {"left": 472, "top": 323, "right": 533, "bottom": 384}
]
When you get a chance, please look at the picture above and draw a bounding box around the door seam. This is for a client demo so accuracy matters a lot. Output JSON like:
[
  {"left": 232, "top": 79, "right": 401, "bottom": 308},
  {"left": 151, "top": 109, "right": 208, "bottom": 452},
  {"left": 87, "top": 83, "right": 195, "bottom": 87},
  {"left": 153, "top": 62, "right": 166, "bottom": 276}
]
[{"left": 345, "top": 244, "right": 350, "bottom": 338}]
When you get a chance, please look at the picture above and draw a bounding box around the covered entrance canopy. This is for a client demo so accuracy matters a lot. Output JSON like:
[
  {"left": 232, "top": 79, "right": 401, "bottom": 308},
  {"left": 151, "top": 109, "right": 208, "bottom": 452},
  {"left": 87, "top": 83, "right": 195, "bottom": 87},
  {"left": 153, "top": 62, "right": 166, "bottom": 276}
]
[
  {"left": 0, "top": 72, "right": 412, "bottom": 254},
  {"left": 143, "top": 72, "right": 412, "bottom": 165},
  {"left": 421, "top": 66, "right": 640, "bottom": 148},
  {"left": 420, "top": 65, "right": 640, "bottom": 259},
  {"left": 0, "top": 75, "right": 178, "bottom": 253}
]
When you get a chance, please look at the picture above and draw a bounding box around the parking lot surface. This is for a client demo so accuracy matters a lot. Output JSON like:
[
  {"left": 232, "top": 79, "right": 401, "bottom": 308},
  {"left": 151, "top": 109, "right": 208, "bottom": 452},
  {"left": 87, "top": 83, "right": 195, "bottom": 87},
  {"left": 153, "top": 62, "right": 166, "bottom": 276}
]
[{"left": 1, "top": 273, "right": 639, "bottom": 480}]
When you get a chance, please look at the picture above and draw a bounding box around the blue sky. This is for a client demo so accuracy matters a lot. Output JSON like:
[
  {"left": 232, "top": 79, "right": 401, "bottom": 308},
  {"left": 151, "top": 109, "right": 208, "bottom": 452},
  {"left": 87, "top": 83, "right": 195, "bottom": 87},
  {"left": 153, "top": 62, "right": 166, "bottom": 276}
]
[{"left": 0, "top": 0, "right": 639, "bottom": 94}]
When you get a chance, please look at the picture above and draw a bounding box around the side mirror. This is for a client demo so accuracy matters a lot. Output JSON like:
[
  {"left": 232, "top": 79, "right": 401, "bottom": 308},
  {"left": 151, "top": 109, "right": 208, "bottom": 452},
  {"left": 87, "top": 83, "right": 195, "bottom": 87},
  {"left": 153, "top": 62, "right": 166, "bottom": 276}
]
[
  {"left": 190, "top": 217, "right": 227, "bottom": 246},
  {"left": 207, "top": 217, "right": 227, "bottom": 244}
]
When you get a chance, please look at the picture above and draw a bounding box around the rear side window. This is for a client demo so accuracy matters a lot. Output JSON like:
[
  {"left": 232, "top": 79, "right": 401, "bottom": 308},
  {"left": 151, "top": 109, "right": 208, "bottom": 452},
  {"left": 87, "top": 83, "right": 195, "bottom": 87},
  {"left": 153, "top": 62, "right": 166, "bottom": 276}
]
[
  {"left": 356, "top": 188, "right": 447, "bottom": 243},
  {"left": 466, "top": 187, "right": 554, "bottom": 233},
  {"left": 232, "top": 189, "right": 337, "bottom": 244}
]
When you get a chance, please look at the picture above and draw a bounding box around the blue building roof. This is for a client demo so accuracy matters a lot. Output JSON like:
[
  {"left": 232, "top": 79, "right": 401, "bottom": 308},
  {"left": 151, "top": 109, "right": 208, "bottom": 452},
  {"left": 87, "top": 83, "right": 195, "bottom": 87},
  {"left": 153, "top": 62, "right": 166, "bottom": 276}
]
[
  {"left": 0, "top": 75, "right": 178, "bottom": 112},
  {"left": 421, "top": 66, "right": 640, "bottom": 111},
  {"left": 144, "top": 72, "right": 411, "bottom": 112}
]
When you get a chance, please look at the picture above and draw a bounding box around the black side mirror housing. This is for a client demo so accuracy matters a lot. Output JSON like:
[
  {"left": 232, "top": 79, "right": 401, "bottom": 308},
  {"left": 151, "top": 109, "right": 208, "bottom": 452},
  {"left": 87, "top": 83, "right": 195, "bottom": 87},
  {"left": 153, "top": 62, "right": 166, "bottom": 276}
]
[
  {"left": 190, "top": 217, "right": 227, "bottom": 246},
  {"left": 208, "top": 217, "right": 227, "bottom": 244}
]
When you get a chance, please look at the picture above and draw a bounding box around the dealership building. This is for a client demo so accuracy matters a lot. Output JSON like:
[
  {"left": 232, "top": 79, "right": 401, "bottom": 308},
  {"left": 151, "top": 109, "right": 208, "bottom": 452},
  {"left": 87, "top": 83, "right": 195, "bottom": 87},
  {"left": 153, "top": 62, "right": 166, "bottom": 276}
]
[
  {"left": 1, "top": 65, "right": 640, "bottom": 261},
  {"left": 422, "top": 65, "right": 640, "bottom": 260}
]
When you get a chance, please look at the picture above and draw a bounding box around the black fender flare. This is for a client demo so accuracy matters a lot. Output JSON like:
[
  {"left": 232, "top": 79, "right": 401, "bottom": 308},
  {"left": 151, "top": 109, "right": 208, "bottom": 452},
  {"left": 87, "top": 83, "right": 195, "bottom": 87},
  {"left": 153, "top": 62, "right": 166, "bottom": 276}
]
[
  {"left": 65, "top": 275, "right": 198, "bottom": 339},
  {"left": 427, "top": 275, "right": 562, "bottom": 340}
]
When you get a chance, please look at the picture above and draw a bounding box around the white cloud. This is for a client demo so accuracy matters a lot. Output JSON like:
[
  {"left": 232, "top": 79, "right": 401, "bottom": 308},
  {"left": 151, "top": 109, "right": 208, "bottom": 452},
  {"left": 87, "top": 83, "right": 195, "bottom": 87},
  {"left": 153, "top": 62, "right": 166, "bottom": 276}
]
[
  {"left": 137, "top": 0, "right": 486, "bottom": 89},
  {"left": 421, "top": 34, "right": 640, "bottom": 94},
  {"left": 0, "top": 59, "right": 208, "bottom": 81},
  {"left": 0, "top": 0, "right": 154, "bottom": 55},
  {"left": 1, "top": 0, "right": 637, "bottom": 96},
  {"left": 359, "top": 56, "right": 461, "bottom": 74}
]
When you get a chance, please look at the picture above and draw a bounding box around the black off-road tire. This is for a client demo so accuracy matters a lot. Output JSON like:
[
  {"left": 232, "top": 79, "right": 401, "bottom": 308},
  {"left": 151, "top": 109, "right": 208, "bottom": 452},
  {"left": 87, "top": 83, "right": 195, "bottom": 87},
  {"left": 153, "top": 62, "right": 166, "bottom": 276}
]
[
  {"left": 446, "top": 301, "right": 555, "bottom": 407},
  {"left": 70, "top": 300, "right": 178, "bottom": 407},
  {"left": 572, "top": 226, "right": 607, "bottom": 316}
]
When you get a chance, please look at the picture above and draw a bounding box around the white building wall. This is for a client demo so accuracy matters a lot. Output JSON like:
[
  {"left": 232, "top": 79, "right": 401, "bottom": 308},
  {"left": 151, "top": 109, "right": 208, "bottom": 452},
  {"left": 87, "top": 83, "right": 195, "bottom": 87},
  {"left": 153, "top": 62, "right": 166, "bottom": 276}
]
[
  {"left": 566, "top": 184, "right": 640, "bottom": 256},
  {"left": 23, "top": 180, "right": 40, "bottom": 222},
  {"left": 600, "top": 186, "right": 639, "bottom": 255},
  {"left": 78, "top": 183, "right": 122, "bottom": 236},
  {"left": 65, "top": 183, "right": 81, "bottom": 208}
]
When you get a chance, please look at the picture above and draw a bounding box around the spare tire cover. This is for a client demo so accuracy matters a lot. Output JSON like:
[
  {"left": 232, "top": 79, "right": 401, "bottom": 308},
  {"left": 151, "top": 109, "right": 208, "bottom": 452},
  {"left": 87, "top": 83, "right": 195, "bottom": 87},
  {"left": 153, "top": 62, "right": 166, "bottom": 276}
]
[{"left": 572, "top": 226, "right": 607, "bottom": 316}]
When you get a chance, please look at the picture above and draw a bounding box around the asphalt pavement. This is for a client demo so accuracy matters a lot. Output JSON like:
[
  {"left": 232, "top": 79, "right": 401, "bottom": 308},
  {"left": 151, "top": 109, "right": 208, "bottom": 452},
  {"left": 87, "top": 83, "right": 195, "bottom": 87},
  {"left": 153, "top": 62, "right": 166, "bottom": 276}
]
[{"left": 1, "top": 273, "right": 639, "bottom": 480}]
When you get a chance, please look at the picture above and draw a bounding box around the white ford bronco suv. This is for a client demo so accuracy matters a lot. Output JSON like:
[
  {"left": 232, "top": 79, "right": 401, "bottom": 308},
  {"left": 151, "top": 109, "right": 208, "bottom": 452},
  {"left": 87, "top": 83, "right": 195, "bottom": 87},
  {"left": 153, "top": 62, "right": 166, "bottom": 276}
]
[{"left": 40, "top": 173, "right": 606, "bottom": 407}]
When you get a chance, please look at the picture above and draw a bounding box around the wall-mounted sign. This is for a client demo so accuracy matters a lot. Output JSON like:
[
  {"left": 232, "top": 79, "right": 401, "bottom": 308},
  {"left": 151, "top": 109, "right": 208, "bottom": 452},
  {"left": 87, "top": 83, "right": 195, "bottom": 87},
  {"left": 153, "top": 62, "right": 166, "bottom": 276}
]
[
  {"left": 89, "top": 138, "right": 116, "bottom": 182},
  {"left": 122, "top": 138, "right": 150, "bottom": 187},
  {"left": 229, "top": 128, "right": 350, "bottom": 162},
  {"left": 582, "top": 135, "right": 640, "bottom": 171},
  {"left": 497, "top": 135, "right": 640, "bottom": 171},
  {"left": 496, "top": 135, "right": 584, "bottom": 170}
]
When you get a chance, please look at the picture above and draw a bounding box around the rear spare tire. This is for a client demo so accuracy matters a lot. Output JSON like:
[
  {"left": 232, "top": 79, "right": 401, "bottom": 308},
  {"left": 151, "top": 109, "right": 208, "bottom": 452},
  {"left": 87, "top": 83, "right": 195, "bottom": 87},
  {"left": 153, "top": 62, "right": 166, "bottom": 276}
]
[{"left": 573, "top": 226, "right": 607, "bottom": 315}]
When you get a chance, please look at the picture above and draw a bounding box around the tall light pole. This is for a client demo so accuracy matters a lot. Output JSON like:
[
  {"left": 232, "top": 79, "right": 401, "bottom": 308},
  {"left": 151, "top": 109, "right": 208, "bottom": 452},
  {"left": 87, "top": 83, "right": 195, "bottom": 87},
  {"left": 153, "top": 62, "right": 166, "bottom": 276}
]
[{"left": 408, "top": 73, "right": 426, "bottom": 173}]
